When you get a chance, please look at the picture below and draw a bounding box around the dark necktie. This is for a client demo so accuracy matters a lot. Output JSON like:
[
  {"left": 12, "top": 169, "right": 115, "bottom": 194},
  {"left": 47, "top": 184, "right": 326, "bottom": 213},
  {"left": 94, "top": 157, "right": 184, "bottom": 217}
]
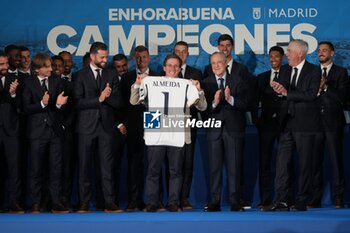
[
  {"left": 273, "top": 71, "right": 279, "bottom": 81},
  {"left": 322, "top": 67, "right": 327, "bottom": 79},
  {"left": 219, "top": 78, "right": 225, "bottom": 100},
  {"left": 291, "top": 67, "right": 298, "bottom": 89},
  {"left": 95, "top": 69, "right": 101, "bottom": 89},
  {"left": 41, "top": 78, "right": 48, "bottom": 92},
  {"left": 62, "top": 76, "right": 69, "bottom": 81},
  {"left": 178, "top": 71, "right": 183, "bottom": 78}
]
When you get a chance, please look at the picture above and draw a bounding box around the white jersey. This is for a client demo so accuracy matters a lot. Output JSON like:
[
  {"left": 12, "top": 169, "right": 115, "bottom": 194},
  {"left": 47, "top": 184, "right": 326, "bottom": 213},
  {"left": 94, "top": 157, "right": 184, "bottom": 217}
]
[{"left": 139, "top": 76, "right": 199, "bottom": 147}]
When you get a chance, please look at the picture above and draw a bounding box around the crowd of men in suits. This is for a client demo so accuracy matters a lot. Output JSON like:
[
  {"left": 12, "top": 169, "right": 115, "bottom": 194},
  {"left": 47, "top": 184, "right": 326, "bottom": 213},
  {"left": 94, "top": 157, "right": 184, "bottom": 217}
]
[{"left": 0, "top": 35, "right": 349, "bottom": 214}]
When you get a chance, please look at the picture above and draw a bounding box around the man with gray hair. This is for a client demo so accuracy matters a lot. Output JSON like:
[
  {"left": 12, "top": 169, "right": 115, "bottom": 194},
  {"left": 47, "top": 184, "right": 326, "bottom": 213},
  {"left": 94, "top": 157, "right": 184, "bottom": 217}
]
[{"left": 265, "top": 39, "right": 321, "bottom": 211}]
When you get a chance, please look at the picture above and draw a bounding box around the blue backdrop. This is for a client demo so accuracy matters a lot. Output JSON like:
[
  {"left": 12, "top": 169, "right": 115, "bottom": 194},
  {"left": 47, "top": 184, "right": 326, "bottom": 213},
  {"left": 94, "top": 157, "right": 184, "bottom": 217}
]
[
  {"left": 1, "top": 0, "right": 350, "bottom": 75},
  {"left": 2, "top": 0, "right": 350, "bottom": 208}
]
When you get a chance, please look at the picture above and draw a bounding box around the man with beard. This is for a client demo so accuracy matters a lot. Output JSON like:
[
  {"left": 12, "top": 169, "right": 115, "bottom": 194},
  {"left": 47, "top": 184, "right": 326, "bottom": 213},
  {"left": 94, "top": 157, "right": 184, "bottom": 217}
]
[
  {"left": 113, "top": 54, "right": 129, "bottom": 81},
  {"left": 58, "top": 51, "right": 74, "bottom": 82},
  {"left": 308, "top": 41, "right": 348, "bottom": 209},
  {"left": 0, "top": 51, "right": 23, "bottom": 213},
  {"left": 4, "top": 45, "right": 21, "bottom": 76},
  {"left": 74, "top": 42, "right": 123, "bottom": 213}
]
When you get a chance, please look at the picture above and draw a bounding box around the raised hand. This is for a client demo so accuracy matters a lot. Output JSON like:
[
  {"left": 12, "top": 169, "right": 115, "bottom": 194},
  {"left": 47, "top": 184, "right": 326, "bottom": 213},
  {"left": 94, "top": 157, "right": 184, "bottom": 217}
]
[
  {"left": 224, "top": 86, "right": 231, "bottom": 101},
  {"left": 191, "top": 79, "right": 202, "bottom": 91},
  {"left": 56, "top": 91, "right": 68, "bottom": 105},
  {"left": 42, "top": 91, "right": 50, "bottom": 106},
  {"left": 271, "top": 81, "right": 287, "bottom": 96},
  {"left": 9, "top": 79, "right": 19, "bottom": 95},
  {"left": 214, "top": 89, "right": 221, "bottom": 106},
  {"left": 99, "top": 83, "right": 112, "bottom": 102}
]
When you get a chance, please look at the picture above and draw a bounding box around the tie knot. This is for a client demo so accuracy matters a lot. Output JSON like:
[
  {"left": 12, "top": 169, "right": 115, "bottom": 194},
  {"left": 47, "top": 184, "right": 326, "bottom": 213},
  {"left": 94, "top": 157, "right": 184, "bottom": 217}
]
[
  {"left": 294, "top": 67, "right": 298, "bottom": 72},
  {"left": 95, "top": 69, "right": 101, "bottom": 76},
  {"left": 322, "top": 67, "right": 327, "bottom": 77}
]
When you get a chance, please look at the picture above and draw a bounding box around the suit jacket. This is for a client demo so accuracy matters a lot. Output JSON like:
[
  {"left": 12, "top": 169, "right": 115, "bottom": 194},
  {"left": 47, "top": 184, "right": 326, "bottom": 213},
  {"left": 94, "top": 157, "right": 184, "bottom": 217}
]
[
  {"left": 74, "top": 66, "right": 122, "bottom": 135},
  {"left": 204, "top": 60, "right": 256, "bottom": 109},
  {"left": 119, "top": 69, "right": 159, "bottom": 135},
  {"left": 22, "top": 74, "right": 65, "bottom": 139},
  {"left": 202, "top": 73, "right": 248, "bottom": 140},
  {"left": 278, "top": 61, "right": 321, "bottom": 132},
  {"left": 0, "top": 75, "right": 20, "bottom": 136},
  {"left": 254, "top": 70, "right": 283, "bottom": 131},
  {"left": 317, "top": 64, "right": 348, "bottom": 129}
]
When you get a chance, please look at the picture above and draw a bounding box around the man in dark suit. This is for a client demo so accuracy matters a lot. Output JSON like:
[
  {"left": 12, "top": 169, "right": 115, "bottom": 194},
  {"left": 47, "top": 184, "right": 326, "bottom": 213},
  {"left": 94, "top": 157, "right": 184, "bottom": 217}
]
[
  {"left": 119, "top": 46, "right": 159, "bottom": 211},
  {"left": 203, "top": 34, "right": 255, "bottom": 207},
  {"left": 0, "top": 51, "right": 23, "bottom": 213},
  {"left": 266, "top": 39, "right": 321, "bottom": 211},
  {"left": 74, "top": 42, "right": 122, "bottom": 213},
  {"left": 254, "top": 46, "right": 285, "bottom": 208},
  {"left": 308, "top": 41, "right": 348, "bottom": 209},
  {"left": 55, "top": 51, "right": 77, "bottom": 210},
  {"left": 173, "top": 41, "right": 202, "bottom": 210},
  {"left": 22, "top": 52, "right": 69, "bottom": 213},
  {"left": 202, "top": 52, "right": 248, "bottom": 212}
]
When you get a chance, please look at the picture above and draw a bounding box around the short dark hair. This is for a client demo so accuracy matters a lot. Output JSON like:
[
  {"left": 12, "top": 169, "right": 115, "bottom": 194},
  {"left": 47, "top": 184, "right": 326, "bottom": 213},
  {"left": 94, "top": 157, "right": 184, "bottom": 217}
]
[
  {"left": 83, "top": 52, "right": 90, "bottom": 62},
  {"left": 51, "top": 55, "right": 64, "bottom": 63},
  {"left": 18, "top": 46, "right": 30, "bottom": 53},
  {"left": 0, "top": 50, "right": 7, "bottom": 58},
  {"left": 4, "top": 44, "right": 19, "bottom": 54},
  {"left": 89, "top": 42, "right": 108, "bottom": 54},
  {"left": 217, "top": 34, "right": 233, "bottom": 45},
  {"left": 174, "top": 41, "right": 189, "bottom": 49},
  {"left": 319, "top": 41, "right": 335, "bottom": 51},
  {"left": 113, "top": 54, "right": 127, "bottom": 62},
  {"left": 58, "top": 50, "right": 72, "bottom": 57},
  {"left": 269, "top": 46, "right": 284, "bottom": 56},
  {"left": 163, "top": 54, "right": 182, "bottom": 67},
  {"left": 134, "top": 45, "right": 149, "bottom": 54},
  {"left": 31, "top": 53, "right": 51, "bottom": 72}
]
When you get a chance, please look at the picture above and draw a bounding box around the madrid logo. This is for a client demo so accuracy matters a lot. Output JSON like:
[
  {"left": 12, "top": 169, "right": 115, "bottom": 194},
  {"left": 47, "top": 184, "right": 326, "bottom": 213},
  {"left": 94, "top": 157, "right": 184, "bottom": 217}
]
[
  {"left": 253, "top": 7, "right": 261, "bottom": 19},
  {"left": 144, "top": 110, "right": 162, "bottom": 129}
]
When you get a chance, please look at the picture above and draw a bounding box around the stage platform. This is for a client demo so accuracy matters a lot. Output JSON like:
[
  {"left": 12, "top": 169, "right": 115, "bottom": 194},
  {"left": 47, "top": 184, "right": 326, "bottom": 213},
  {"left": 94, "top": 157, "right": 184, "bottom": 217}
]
[{"left": 1, "top": 207, "right": 350, "bottom": 233}]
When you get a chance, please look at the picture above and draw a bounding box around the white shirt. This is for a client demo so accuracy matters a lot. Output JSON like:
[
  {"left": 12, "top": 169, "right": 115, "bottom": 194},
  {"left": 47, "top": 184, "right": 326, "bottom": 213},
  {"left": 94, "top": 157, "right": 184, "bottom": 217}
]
[
  {"left": 138, "top": 76, "right": 199, "bottom": 147},
  {"left": 291, "top": 59, "right": 306, "bottom": 85}
]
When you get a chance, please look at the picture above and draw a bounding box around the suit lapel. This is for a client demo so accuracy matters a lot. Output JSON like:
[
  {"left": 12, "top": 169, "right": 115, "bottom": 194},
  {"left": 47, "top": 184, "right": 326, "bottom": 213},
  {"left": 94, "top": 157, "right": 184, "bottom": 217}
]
[
  {"left": 86, "top": 67, "right": 98, "bottom": 92},
  {"left": 33, "top": 76, "right": 44, "bottom": 98},
  {"left": 296, "top": 61, "right": 309, "bottom": 88}
]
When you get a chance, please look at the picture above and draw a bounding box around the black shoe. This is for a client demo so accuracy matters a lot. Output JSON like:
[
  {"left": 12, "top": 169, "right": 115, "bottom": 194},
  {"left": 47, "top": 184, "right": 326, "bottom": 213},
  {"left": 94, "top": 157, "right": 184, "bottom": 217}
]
[
  {"left": 181, "top": 199, "right": 193, "bottom": 210},
  {"left": 77, "top": 202, "right": 90, "bottom": 213},
  {"left": 126, "top": 202, "right": 138, "bottom": 212},
  {"left": 168, "top": 204, "right": 182, "bottom": 212},
  {"left": 307, "top": 202, "right": 321, "bottom": 208},
  {"left": 290, "top": 204, "right": 307, "bottom": 211},
  {"left": 257, "top": 202, "right": 270, "bottom": 209},
  {"left": 31, "top": 203, "right": 41, "bottom": 214},
  {"left": 52, "top": 203, "right": 69, "bottom": 214},
  {"left": 9, "top": 203, "right": 25, "bottom": 214},
  {"left": 137, "top": 201, "right": 146, "bottom": 211},
  {"left": 230, "top": 204, "right": 244, "bottom": 212},
  {"left": 143, "top": 204, "right": 158, "bottom": 212},
  {"left": 239, "top": 199, "right": 251, "bottom": 210},
  {"left": 262, "top": 202, "right": 289, "bottom": 211},
  {"left": 334, "top": 198, "right": 344, "bottom": 209},
  {"left": 204, "top": 203, "right": 221, "bottom": 212},
  {"left": 104, "top": 203, "right": 123, "bottom": 213},
  {"left": 157, "top": 201, "right": 166, "bottom": 212}
]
